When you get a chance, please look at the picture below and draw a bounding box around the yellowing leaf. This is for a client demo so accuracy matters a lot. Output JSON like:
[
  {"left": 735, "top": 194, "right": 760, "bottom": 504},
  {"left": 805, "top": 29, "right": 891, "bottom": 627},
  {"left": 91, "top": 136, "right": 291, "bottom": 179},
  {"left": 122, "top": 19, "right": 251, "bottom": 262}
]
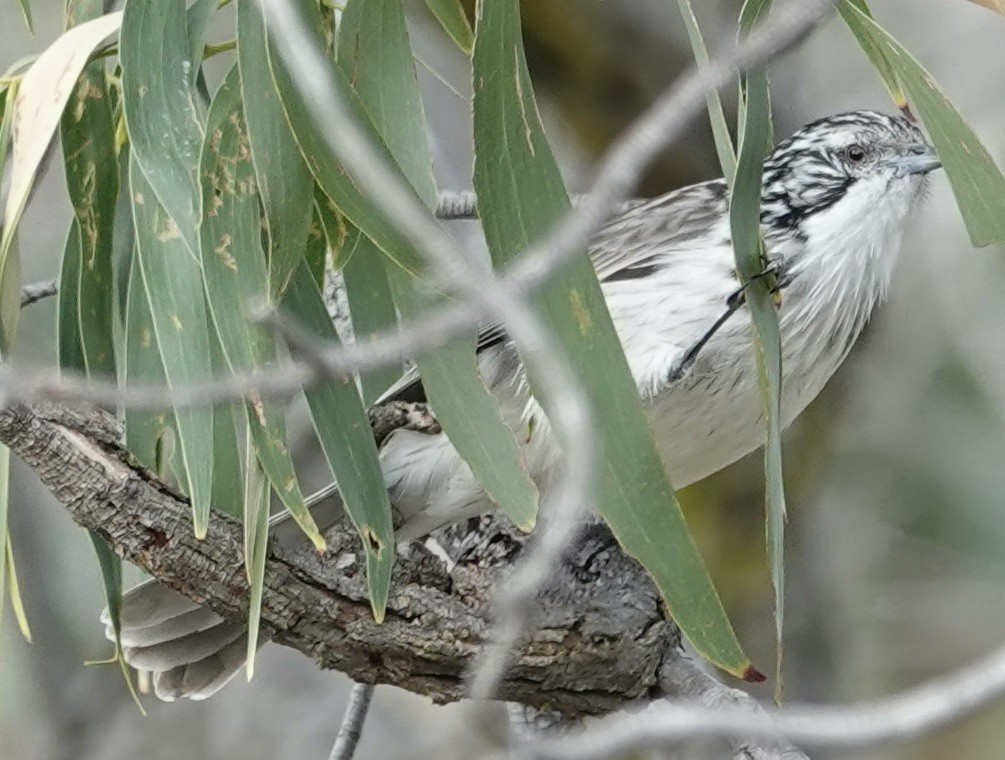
[
  {"left": 1, "top": 12, "right": 123, "bottom": 263},
  {"left": 966, "top": 0, "right": 1005, "bottom": 15}
]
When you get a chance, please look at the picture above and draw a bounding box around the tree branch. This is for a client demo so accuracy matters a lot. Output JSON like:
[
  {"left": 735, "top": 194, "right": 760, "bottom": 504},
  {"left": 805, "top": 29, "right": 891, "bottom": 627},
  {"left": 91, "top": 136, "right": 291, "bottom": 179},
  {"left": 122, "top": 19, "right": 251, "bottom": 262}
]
[{"left": 0, "top": 402, "right": 674, "bottom": 715}]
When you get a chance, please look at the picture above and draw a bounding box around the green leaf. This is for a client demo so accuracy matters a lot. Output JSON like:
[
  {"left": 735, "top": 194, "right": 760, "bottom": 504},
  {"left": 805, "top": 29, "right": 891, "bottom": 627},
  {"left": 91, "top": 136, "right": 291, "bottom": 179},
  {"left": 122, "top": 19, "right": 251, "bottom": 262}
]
[
  {"left": 88, "top": 530, "right": 145, "bottom": 713},
  {"left": 472, "top": 0, "right": 750, "bottom": 677},
  {"left": 0, "top": 86, "right": 20, "bottom": 352},
  {"left": 111, "top": 146, "right": 136, "bottom": 325},
  {"left": 337, "top": 220, "right": 403, "bottom": 405},
  {"left": 130, "top": 155, "right": 215, "bottom": 537},
  {"left": 424, "top": 0, "right": 474, "bottom": 54},
  {"left": 237, "top": 1, "right": 314, "bottom": 298},
  {"left": 57, "top": 224, "right": 87, "bottom": 373},
  {"left": 337, "top": 0, "right": 438, "bottom": 201},
  {"left": 282, "top": 254, "right": 395, "bottom": 621},
  {"left": 186, "top": 0, "right": 218, "bottom": 67},
  {"left": 733, "top": 0, "right": 785, "bottom": 698},
  {"left": 121, "top": 249, "right": 177, "bottom": 479},
  {"left": 341, "top": 0, "right": 539, "bottom": 531},
  {"left": 17, "top": 0, "right": 33, "bottom": 34},
  {"left": 838, "top": 0, "right": 908, "bottom": 109},
  {"left": 5, "top": 531, "right": 31, "bottom": 642},
  {"left": 61, "top": 59, "right": 117, "bottom": 379},
  {"left": 0, "top": 446, "right": 17, "bottom": 639},
  {"left": 209, "top": 348, "right": 245, "bottom": 522},
  {"left": 316, "top": 190, "right": 403, "bottom": 405},
  {"left": 66, "top": 0, "right": 110, "bottom": 26},
  {"left": 198, "top": 65, "right": 324, "bottom": 550},
  {"left": 841, "top": 1, "right": 1005, "bottom": 247},
  {"left": 261, "top": 0, "right": 539, "bottom": 529},
  {"left": 241, "top": 422, "right": 269, "bottom": 680},
  {"left": 675, "top": 0, "right": 736, "bottom": 179},
  {"left": 120, "top": 0, "right": 202, "bottom": 253}
]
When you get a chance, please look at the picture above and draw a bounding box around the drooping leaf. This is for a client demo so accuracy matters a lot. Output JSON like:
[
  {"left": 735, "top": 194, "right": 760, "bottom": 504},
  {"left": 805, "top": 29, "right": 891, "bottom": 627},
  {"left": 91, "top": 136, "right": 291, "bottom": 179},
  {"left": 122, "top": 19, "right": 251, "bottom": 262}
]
[
  {"left": 337, "top": 221, "right": 402, "bottom": 405},
  {"left": 0, "top": 86, "right": 19, "bottom": 351},
  {"left": 282, "top": 252, "right": 395, "bottom": 620},
  {"left": 121, "top": 251, "right": 178, "bottom": 482},
  {"left": 838, "top": 1, "right": 907, "bottom": 109},
  {"left": 87, "top": 530, "right": 145, "bottom": 712},
  {"left": 186, "top": 0, "right": 218, "bottom": 67},
  {"left": 732, "top": 0, "right": 786, "bottom": 698},
  {"left": 129, "top": 155, "right": 215, "bottom": 537},
  {"left": 423, "top": 0, "right": 474, "bottom": 54},
  {"left": 2, "top": 12, "right": 124, "bottom": 267},
  {"left": 57, "top": 223, "right": 87, "bottom": 372},
  {"left": 120, "top": 0, "right": 202, "bottom": 253},
  {"left": 209, "top": 343, "right": 245, "bottom": 522},
  {"left": 0, "top": 446, "right": 16, "bottom": 639},
  {"left": 61, "top": 57, "right": 117, "bottom": 379},
  {"left": 263, "top": 0, "right": 540, "bottom": 530},
  {"left": 315, "top": 189, "right": 401, "bottom": 404},
  {"left": 237, "top": 1, "right": 314, "bottom": 298},
  {"left": 5, "top": 532, "right": 31, "bottom": 641},
  {"left": 241, "top": 423, "right": 268, "bottom": 680},
  {"left": 675, "top": 0, "right": 736, "bottom": 179},
  {"left": 17, "top": 0, "right": 33, "bottom": 34},
  {"left": 841, "top": 1, "right": 1005, "bottom": 247},
  {"left": 198, "top": 66, "right": 324, "bottom": 550},
  {"left": 472, "top": 0, "right": 751, "bottom": 677}
]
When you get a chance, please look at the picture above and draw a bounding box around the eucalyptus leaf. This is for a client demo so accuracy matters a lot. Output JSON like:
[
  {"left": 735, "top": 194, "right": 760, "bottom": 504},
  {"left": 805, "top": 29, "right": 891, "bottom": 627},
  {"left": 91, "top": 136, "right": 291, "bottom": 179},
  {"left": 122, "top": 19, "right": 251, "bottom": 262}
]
[
  {"left": 2, "top": 8, "right": 121, "bottom": 267},
  {"left": 282, "top": 256, "right": 395, "bottom": 620},
  {"left": 675, "top": 0, "right": 736, "bottom": 179},
  {"left": 242, "top": 424, "right": 269, "bottom": 680},
  {"left": 262, "top": 0, "right": 539, "bottom": 529},
  {"left": 122, "top": 250, "right": 177, "bottom": 481},
  {"left": 237, "top": 1, "right": 314, "bottom": 298},
  {"left": 120, "top": 0, "right": 201, "bottom": 252},
  {"left": 61, "top": 59, "right": 117, "bottom": 379},
  {"left": 841, "top": 1, "right": 1005, "bottom": 247},
  {"left": 472, "top": 0, "right": 752, "bottom": 677},
  {"left": 423, "top": 0, "right": 474, "bottom": 54},
  {"left": 129, "top": 156, "right": 215, "bottom": 536},
  {"left": 5, "top": 532, "right": 31, "bottom": 642},
  {"left": 733, "top": 0, "right": 786, "bottom": 697},
  {"left": 838, "top": 0, "right": 907, "bottom": 109},
  {"left": 198, "top": 66, "right": 324, "bottom": 550}
]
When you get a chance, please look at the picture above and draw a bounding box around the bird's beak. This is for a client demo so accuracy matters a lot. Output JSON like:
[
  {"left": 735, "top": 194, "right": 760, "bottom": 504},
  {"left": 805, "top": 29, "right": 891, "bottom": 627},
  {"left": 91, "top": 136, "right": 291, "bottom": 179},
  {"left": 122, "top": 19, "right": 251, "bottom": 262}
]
[{"left": 887, "top": 145, "right": 942, "bottom": 177}]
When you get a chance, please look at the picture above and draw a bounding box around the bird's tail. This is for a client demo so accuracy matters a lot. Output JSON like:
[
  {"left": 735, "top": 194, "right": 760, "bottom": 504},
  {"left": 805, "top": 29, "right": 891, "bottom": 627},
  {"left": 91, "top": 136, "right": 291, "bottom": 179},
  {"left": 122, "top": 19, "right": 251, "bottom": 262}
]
[
  {"left": 101, "top": 485, "right": 344, "bottom": 701},
  {"left": 102, "top": 580, "right": 249, "bottom": 701}
]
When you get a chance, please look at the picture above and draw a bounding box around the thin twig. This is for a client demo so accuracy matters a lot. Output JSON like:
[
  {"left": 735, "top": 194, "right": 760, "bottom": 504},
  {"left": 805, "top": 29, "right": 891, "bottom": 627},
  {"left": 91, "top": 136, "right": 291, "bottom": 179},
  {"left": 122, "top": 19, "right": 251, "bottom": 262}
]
[
  {"left": 532, "top": 642, "right": 1005, "bottom": 759},
  {"left": 20, "top": 279, "right": 57, "bottom": 308},
  {"left": 327, "top": 682, "right": 375, "bottom": 760}
]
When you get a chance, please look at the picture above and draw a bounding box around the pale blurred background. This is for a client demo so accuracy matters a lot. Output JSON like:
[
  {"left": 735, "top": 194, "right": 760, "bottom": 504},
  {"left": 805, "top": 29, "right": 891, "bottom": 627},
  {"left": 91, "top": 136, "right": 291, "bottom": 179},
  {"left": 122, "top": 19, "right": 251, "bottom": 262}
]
[{"left": 2, "top": 1, "right": 1005, "bottom": 759}]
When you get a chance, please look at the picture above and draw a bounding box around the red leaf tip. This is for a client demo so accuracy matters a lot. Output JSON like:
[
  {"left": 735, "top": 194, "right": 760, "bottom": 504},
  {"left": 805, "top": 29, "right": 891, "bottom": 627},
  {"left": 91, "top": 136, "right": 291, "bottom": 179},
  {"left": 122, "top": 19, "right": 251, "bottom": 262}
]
[{"left": 742, "top": 665, "right": 767, "bottom": 683}]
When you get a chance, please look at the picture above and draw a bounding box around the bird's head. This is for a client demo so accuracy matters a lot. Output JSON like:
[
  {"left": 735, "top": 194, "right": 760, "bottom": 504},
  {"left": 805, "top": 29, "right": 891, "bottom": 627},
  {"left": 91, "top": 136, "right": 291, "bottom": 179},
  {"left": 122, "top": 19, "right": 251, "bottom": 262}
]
[{"left": 761, "top": 110, "right": 941, "bottom": 239}]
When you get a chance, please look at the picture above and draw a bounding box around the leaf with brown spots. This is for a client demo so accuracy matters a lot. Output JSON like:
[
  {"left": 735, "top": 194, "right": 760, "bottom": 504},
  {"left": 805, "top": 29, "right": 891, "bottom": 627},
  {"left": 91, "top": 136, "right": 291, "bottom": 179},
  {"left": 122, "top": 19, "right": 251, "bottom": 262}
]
[{"left": 198, "top": 65, "right": 325, "bottom": 552}]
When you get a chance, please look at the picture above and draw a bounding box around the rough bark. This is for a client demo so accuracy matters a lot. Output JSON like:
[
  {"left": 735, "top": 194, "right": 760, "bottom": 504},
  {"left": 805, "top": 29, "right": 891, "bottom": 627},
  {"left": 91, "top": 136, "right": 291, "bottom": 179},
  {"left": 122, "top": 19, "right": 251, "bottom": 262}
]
[{"left": 0, "top": 402, "right": 677, "bottom": 715}]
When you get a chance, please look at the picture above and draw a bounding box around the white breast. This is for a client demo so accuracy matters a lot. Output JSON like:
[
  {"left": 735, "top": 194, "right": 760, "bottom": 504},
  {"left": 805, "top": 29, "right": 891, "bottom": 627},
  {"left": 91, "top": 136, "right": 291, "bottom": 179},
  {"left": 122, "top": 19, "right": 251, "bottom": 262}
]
[{"left": 383, "top": 175, "right": 914, "bottom": 536}]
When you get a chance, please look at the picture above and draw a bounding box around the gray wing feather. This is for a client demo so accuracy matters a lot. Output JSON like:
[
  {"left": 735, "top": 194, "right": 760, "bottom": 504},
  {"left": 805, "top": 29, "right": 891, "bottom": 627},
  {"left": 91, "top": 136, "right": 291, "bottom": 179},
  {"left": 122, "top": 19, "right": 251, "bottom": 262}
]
[{"left": 405, "top": 181, "right": 730, "bottom": 387}]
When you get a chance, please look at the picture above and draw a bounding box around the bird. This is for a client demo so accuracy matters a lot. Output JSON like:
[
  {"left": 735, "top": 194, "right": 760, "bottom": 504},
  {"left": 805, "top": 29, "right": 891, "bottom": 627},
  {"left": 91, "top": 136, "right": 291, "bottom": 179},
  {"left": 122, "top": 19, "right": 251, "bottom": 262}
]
[{"left": 102, "top": 110, "right": 942, "bottom": 701}]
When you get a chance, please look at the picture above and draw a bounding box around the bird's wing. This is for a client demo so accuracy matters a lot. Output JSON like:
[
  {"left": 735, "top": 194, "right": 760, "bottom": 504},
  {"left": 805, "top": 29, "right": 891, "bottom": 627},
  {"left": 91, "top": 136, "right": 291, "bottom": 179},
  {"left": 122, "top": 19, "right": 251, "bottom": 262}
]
[{"left": 373, "top": 180, "right": 729, "bottom": 407}]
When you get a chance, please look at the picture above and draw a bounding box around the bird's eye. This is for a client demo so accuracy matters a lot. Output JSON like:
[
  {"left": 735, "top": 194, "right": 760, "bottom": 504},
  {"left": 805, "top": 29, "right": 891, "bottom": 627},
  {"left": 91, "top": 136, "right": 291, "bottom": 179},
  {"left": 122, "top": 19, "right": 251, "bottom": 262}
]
[{"left": 845, "top": 144, "right": 867, "bottom": 163}]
